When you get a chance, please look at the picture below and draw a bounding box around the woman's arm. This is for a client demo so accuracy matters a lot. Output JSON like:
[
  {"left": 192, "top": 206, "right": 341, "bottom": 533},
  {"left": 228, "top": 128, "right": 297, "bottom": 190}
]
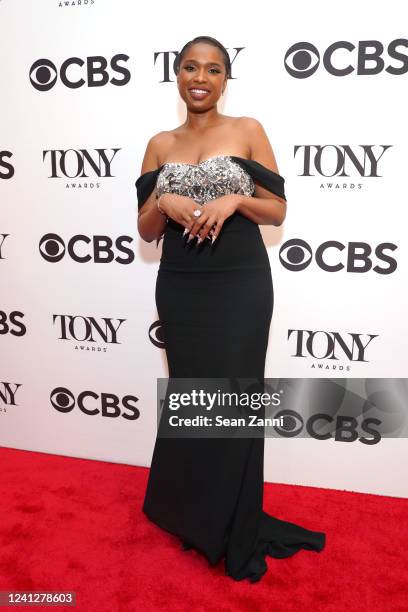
[
  {"left": 137, "top": 134, "right": 168, "bottom": 243},
  {"left": 235, "top": 117, "right": 287, "bottom": 226}
]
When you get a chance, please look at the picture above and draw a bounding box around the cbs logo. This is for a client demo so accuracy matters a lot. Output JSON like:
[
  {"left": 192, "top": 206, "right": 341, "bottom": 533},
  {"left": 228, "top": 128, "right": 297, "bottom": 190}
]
[
  {"left": 279, "top": 239, "right": 397, "bottom": 274},
  {"left": 29, "top": 54, "right": 130, "bottom": 91},
  {"left": 284, "top": 39, "right": 408, "bottom": 78}
]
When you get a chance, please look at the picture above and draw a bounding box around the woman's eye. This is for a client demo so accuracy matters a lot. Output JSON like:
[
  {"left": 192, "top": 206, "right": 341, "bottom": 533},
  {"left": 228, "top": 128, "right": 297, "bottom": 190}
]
[{"left": 184, "top": 65, "right": 220, "bottom": 74}]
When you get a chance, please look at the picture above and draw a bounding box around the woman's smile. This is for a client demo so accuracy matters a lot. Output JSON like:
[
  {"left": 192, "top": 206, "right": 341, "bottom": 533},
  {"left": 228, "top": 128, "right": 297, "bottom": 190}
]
[{"left": 188, "top": 87, "right": 211, "bottom": 100}]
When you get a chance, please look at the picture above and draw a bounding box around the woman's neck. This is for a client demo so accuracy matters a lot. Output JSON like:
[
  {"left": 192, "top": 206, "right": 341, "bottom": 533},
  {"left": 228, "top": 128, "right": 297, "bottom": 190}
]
[{"left": 182, "top": 108, "right": 224, "bottom": 131}]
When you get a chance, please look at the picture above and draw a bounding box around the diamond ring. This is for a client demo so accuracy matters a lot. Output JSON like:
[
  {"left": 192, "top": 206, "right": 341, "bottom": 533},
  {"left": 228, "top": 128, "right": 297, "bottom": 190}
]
[{"left": 193, "top": 209, "right": 202, "bottom": 217}]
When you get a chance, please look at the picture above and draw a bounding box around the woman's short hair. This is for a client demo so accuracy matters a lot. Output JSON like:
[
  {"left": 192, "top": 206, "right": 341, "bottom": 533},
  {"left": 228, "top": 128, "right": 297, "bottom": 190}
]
[{"left": 173, "top": 36, "right": 231, "bottom": 79}]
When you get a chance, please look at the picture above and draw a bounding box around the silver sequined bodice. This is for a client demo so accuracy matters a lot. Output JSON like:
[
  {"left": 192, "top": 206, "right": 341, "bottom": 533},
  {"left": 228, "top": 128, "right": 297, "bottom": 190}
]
[{"left": 156, "top": 155, "right": 255, "bottom": 205}]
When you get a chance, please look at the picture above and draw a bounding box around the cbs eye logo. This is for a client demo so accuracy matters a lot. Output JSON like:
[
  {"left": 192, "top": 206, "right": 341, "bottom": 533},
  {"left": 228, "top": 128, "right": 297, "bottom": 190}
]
[
  {"left": 30, "top": 59, "right": 58, "bottom": 91},
  {"left": 29, "top": 54, "right": 131, "bottom": 91},
  {"left": 149, "top": 321, "right": 165, "bottom": 348},
  {"left": 39, "top": 233, "right": 66, "bottom": 262},
  {"left": 284, "top": 42, "right": 320, "bottom": 78},
  {"left": 279, "top": 238, "right": 312, "bottom": 271}
]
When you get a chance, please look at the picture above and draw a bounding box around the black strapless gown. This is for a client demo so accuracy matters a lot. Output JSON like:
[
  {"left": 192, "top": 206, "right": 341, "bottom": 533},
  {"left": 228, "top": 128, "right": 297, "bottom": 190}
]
[{"left": 136, "top": 155, "right": 326, "bottom": 582}]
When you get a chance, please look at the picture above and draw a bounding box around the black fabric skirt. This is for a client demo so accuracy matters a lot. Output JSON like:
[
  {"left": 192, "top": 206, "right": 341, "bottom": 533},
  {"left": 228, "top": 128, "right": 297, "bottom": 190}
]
[{"left": 142, "top": 220, "right": 326, "bottom": 582}]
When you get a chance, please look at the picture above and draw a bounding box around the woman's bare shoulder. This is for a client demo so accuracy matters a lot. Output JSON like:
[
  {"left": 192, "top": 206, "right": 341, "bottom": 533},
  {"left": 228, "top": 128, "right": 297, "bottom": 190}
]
[
  {"left": 237, "top": 115, "right": 267, "bottom": 133},
  {"left": 226, "top": 116, "right": 268, "bottom": 159},
  {"left": 146, "top": 129, "right": 176, "bottom": 150},
  {"left": 236, "top": 116, "right": 278, "bottom": 162},
  {"left": 142, "top": 130, "right": 176, "bottom": 168},
  {"left": 234, "top": 115, "right": 269, "bottom": 141}
]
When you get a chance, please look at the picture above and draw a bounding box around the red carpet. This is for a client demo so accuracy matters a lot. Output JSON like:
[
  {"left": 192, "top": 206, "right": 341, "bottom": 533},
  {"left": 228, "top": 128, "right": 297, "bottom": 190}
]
[{"left": 0, "top": 446, "right": 407, "bottom": 611}]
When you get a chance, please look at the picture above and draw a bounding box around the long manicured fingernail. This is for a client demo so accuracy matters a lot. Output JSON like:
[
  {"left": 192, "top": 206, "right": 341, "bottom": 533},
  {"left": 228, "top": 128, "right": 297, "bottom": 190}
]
[
  {"left": 196, "top": 237, "right": 202, "bottom": 245},
  {"left": 187, "top": 233, "right": 194, "bottom": 243},
  {"left": 183, "top": 228, "right": 188, "bottom": 237},
  {"left": 211, "top": 235, "right": 216, "bottom": 244}
]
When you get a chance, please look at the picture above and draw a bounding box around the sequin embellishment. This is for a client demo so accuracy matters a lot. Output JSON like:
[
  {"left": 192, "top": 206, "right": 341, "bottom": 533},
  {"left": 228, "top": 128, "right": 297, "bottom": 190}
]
[{"left": 155, "top": 155, "right": 255, "bottom": 206}]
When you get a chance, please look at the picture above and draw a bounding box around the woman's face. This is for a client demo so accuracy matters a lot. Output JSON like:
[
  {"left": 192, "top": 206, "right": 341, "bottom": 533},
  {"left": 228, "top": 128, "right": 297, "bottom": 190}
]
[{"left": 176, "top": 43, "right": 227, "bottom": 109}]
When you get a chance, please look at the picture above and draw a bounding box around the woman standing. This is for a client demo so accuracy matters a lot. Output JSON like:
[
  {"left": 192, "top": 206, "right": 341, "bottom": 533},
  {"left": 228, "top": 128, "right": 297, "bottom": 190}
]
[{"left": 136, "top": 36, "right": 325, "bottom": 583}]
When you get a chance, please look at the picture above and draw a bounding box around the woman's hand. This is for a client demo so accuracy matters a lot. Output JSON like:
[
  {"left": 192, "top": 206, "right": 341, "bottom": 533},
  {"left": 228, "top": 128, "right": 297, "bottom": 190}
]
[
  {"left": 186, "top": 194, "right": 241, "bottom": 243},
  {"left": 158, "top": 193, "right": 204, "bottom": 227}
]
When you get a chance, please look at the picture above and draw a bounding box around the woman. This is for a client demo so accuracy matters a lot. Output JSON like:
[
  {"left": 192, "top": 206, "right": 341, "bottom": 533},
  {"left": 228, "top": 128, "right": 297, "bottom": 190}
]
[{"left": 136, "top": 35, "right": 326, "bottom": 583}]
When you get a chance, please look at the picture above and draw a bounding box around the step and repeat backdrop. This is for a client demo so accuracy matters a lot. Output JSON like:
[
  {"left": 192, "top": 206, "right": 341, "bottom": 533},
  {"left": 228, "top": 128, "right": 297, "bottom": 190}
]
[{"left": 1, "top": 1, "right": 407, "bottom": 497}]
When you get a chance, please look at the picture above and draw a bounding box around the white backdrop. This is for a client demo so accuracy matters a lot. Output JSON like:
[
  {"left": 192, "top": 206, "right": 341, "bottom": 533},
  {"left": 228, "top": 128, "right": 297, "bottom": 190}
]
[{"left": 1, "top": 0, "right": 407, "bottom": 497}]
